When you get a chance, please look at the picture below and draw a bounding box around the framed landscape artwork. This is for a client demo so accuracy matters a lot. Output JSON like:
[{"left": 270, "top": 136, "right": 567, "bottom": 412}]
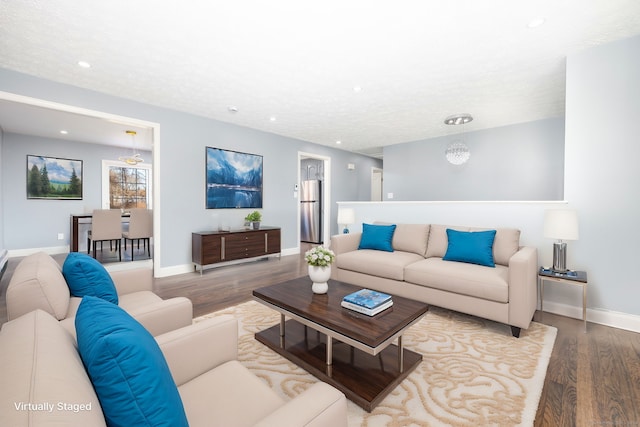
[
  {"left": 26, "top": 155, "right": 83, "bottom": 200},
  {"left": 206, "top": 147, "right": 263, "bottom": 209}
]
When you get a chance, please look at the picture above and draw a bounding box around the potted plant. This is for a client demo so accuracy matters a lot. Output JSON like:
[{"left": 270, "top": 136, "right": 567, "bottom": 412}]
[
  {"left": 245, "top": 211, "right": 262, "bottom": 230},
  {"left": 304, "top": 246, "right": 335, "bottom": 294}
]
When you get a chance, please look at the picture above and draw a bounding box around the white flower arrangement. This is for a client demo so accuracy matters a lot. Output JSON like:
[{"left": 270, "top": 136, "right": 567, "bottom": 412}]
[{"left": 304, "top": 246, "right": 335, "bottom": 267}]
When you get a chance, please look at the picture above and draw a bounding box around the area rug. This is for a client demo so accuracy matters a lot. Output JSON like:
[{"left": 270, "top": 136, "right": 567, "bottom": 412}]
[{"left": 195, "top": 301, "right": 556, "bottom": 427}]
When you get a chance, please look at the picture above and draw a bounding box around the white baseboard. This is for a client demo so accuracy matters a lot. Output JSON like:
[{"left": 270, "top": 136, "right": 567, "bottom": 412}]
[
  {"left": 8, "top": 246, "right": 69, "bottom": 257},
  {"left": 155, "top": 247, "right": 300, "bottom": 278},
  {"left": 542, "top": 300, "right": 640, "bottom": 333}
]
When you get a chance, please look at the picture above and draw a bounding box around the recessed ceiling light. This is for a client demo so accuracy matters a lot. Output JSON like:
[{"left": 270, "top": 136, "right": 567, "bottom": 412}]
[
  {"left": 60, "top": 130, "right": 68, "bottom": 135},
  {"left": 336, "top": 140, "right": 342, "bottom": 145},
  {"left": 77, "top": 60, "right": 91, "bottom": 68},
  {"left": 444, "top": 114, "right": 473, "bottom": 125},
  {"left": 269, "top": 116, "right": 276, "bottom": 122},
  {"left": 353, "top": 86, "right": 362, "bottom": 93},
  {"left": 527, "top": 17, "right": 546, "bottom": 29}
]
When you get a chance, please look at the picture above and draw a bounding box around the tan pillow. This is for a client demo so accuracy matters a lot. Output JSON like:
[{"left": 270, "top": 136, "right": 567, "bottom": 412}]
[
  {"left": 6, "top": 252, "right": 70, "bottom": 320},
  {"left": 374, "top": 222, "right": 430, "bottom": 256}
]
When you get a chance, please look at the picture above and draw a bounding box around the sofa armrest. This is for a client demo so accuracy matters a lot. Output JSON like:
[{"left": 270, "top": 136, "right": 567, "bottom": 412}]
[
  {"left": 156, "top": 315, "right": 238, "bottom": 387},
  {"left": 330, "top": 232, "right": 362, "bottom": 255},
  {"left": 127, "top": 297, "right": 193, "bottom": 336},
  {"left": 109, "top": 267, "right": 153, "bottom": 294},
  {"left": 508, "top": 246, "right": 538, "bottom": 329},
  {"left": 254, "top": 382, "right": 348, "bottom": 427}
]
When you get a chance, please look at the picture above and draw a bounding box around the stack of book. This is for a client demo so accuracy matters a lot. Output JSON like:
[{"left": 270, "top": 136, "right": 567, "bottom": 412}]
[{"left": 341, "top": 289, "right": 393, "bottom": 316}]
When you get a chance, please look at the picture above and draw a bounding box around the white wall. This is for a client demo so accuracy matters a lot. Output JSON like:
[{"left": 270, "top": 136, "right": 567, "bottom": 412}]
[
  {"left": 383, "top": 118, "right": 565, "bottom": 201},
  {"left": 564, "top": 35, "right": 640, "bottom": 317}
]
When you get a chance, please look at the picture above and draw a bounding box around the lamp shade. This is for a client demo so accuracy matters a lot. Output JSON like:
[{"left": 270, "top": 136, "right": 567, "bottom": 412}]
[
  {"left": 543, "top": 209, "right": 579, "bottom": 240},
  {"left": 337, "top": 208, "right": 355, "bottom": 225}
]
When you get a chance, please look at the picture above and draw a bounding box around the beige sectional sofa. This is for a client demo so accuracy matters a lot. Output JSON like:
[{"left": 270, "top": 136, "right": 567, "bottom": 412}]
[
  {"left": 331, "top": 223, "right": 538, "bottom": 337},
  {"left": 5, "top": 251, "right": 193, "bottom": 337},
  {"left": 0, "top": 308, "right": 348, "bottom": 426}
]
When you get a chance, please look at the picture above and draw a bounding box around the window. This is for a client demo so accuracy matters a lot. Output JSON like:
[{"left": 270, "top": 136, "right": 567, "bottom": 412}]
[{"left": 102, "top": 160, "right": 152, "bottom": 210}]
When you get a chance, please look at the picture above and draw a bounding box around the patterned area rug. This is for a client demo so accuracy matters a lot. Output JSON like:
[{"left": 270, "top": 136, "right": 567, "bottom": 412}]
[{"left": 195, "top": 301, "right": 556, "bottom": 427}]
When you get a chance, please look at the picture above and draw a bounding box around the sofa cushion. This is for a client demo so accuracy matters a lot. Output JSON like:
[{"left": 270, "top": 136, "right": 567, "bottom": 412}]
[
  {"left": 62, "top": 252, "right": 118, "bottom": 304},
  {"left": 76, "top": 296, "right": 188, "bottom": 427},
  {"left": 358, "top": 223, "right": 396, "bottom": 252},
  {"left": 179, "top": 360, "right": 285, "bottom": 426},
  {"left": 405, "top": 258, "right": 509, "bottom": 303},
  {"left": 393, "top": 223, "right": 430, "bottom": 256},
  {"left": 6, "top": 251, "right": 70, "bottom": 320},
  {"left": 443, "top": 229, "right": 496, "bottom": 267},
  {"left": 426, "top": 224, "right": 521, "bottom": 266},
  {"left": 425, "top": 224, "right": 469, "bottom": 259},
  {"left": 337, "top": 249, "right": 424, "bottom": 281},
  {"left": 0, "top": 310, "right": 106, "bottom": 426}
]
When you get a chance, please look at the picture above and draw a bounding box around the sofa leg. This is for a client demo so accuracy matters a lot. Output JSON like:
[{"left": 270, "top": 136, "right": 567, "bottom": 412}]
[{"left": 510, "top": 326, "right": 521, "bottom": 338}]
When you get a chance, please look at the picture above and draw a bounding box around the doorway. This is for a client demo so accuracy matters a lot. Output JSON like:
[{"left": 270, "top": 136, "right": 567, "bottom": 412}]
[
  {"left": 298, "top": 152, "right": 331, "bottom": 249},
  {"left": 0, "top": 91, "right": 161, "bottom": 275},
  {"left": 371, "top": 167, "right": 383, "bottom": 201}
]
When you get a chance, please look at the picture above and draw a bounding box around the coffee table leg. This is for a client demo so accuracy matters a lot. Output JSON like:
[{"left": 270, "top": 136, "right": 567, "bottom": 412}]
[
  {"left": 279, "top": 314, "right": 285, "bottom": 336},
  {"left": 326, "top": 336, "right": 333, "bottom": 366},
  {"left": 398, "top": 336, "right": 404, "bottom": 373}
]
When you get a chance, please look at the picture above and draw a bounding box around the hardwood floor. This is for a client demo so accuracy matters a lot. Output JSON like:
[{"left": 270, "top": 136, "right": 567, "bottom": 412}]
[{"left": 1, "top": 248, "right": 639, "bottom": 426}]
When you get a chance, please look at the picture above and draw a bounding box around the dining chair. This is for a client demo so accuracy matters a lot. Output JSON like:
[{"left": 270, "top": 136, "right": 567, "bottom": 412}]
[
  {"left": 122, "top": 208, "right": 153, "bottom": 261},
  {"left": 87, "top": 209, "right": 122, "bottom": 262}
]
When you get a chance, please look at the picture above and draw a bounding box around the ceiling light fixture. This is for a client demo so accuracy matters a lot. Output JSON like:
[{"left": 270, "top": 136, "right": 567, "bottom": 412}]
[
  {"left": 444, "top": 114, "right": 473, "bottom": 165},
  {"left": 336, "top": 140, "right": 342, "bottom": 145},
  {"left": 77, "top": 60, "right": 91, "bottom": 68},
  {"left": 228, "top": 106, "right": 238, "bottom": 113},
  {"left": 60, "top": 130, "right": 68, "bottom": 135},
  {"left": 118, "top": 130, "right": 144, "bottom": 165},
  {"left": 444, "top": 113, "right": 473, "bottom": 126}
]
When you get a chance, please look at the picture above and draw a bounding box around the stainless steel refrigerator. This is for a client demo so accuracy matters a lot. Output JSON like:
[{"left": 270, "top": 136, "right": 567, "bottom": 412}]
[{"left": 300, "top": 180, "right": 322, "bottom": 244}]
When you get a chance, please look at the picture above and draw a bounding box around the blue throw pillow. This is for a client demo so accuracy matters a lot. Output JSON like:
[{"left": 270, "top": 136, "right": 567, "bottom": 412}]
[
  {"left": 443, "top": 229, "right": 497, "bottom": 267},
  {"left": 62, "top": 252, "right": 118, "bottom": 304},
  {"left": 76, "top": 296, "right": 188, "bottom": 427},
  {"left": 358, "top": 223, "right": 397, "bottom": 252}
]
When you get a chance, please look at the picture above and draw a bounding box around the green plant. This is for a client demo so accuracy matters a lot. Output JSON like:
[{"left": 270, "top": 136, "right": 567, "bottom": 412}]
[
  {"left": 245, "top": 210, "right": 262, "bottom": 222},
  {"left": 304, "top": 246, "right": 335, "bottom": 267}
]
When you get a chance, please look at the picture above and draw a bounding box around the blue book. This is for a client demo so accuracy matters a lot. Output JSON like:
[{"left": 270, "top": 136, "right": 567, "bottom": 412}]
[{"left": 342, "top": 289, "right": 392, "bottom": 309}]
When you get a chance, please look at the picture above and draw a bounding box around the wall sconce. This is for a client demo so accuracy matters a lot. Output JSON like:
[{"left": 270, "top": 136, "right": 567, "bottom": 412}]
[
  {"left": 337, "top": 208, "right": 355, "bottom": 234},
  {"left": 543, "top": 209, "right": 579, "bottom": 272}
]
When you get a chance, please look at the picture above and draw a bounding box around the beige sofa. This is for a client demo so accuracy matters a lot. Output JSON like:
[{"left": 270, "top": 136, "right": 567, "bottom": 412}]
[
  {"left": 331, "top": 224, "right": 538, "bottom": 337},
  {"left": 5, "top": 251, "right": 193, "bottom": 337},
  {"left": 0, "top": 308, "right": 348, "bottom": 426}
]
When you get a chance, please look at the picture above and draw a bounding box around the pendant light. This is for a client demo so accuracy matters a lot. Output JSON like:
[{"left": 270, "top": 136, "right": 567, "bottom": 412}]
[
  {"left": 118, "top": 130, "right": 144, "bottom": 165},
  {"left": 444, "top": 114, "right": 472, "bottom": 165}
]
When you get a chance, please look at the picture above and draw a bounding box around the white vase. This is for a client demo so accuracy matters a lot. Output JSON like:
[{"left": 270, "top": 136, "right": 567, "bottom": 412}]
[{"left": 308, "top": 265, "right": 331, "bottom": 294}]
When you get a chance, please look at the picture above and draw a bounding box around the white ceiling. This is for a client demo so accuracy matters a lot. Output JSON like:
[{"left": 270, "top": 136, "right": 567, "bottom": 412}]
[{"left": 1, "top": 0, "right": 640, "bottom": 158}]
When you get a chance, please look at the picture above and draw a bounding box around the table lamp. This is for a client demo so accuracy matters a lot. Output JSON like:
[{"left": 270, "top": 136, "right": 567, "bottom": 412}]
[
  {"left": 337, "top": 208, "right": 355, "bottom": 234},
  {"left": 543, "top": 209, "right": 579, "bottom": 272}
]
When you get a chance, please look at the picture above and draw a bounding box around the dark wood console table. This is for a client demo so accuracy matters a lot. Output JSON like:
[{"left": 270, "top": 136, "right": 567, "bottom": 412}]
[{"left": 192, "top": 226, "right": 281, "bottom": 274}]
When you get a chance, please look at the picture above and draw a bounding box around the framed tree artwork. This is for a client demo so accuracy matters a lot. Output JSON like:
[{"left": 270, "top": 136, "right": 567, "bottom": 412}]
[{"left": 26, "top": 155, "right": 83, "bottom": 200}]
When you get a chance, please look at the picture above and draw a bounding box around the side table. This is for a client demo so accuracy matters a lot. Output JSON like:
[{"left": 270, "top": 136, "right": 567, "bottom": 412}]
[{"left": 538, "top": 268, "right": 588, "bottom": 332}]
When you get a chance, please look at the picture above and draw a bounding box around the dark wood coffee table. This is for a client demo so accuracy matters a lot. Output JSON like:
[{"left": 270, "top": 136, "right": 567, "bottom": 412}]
[{"left": 252, "top": 277, "right": 429, "bottom": 411}]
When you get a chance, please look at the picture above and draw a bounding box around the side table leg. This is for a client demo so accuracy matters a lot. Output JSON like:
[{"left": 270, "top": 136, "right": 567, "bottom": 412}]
[
  {"left": 583, "top": 284, "right": 587, "bottom": 333},
  {"left": 326, "top": 336, "right": 333, "bottom": 366}
]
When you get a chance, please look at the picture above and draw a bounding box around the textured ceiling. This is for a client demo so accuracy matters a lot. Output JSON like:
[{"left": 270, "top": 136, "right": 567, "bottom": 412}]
[{"left": 1, "top": 0, "right": 640, "bottom": 158}]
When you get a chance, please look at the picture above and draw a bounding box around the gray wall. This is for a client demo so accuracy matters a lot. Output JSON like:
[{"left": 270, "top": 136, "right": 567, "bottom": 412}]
[
  {"left": 564, "top": 34, "right": 640, "bottom": 316},
  {"left": 2, "top": 133, "right": 151, "bottom": 248},
  {"left": 0, "top": 68, "right": 381, "bottom": 275},
  {"left": 383, "top": 118, "right": 565, "bottom": 201}
]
